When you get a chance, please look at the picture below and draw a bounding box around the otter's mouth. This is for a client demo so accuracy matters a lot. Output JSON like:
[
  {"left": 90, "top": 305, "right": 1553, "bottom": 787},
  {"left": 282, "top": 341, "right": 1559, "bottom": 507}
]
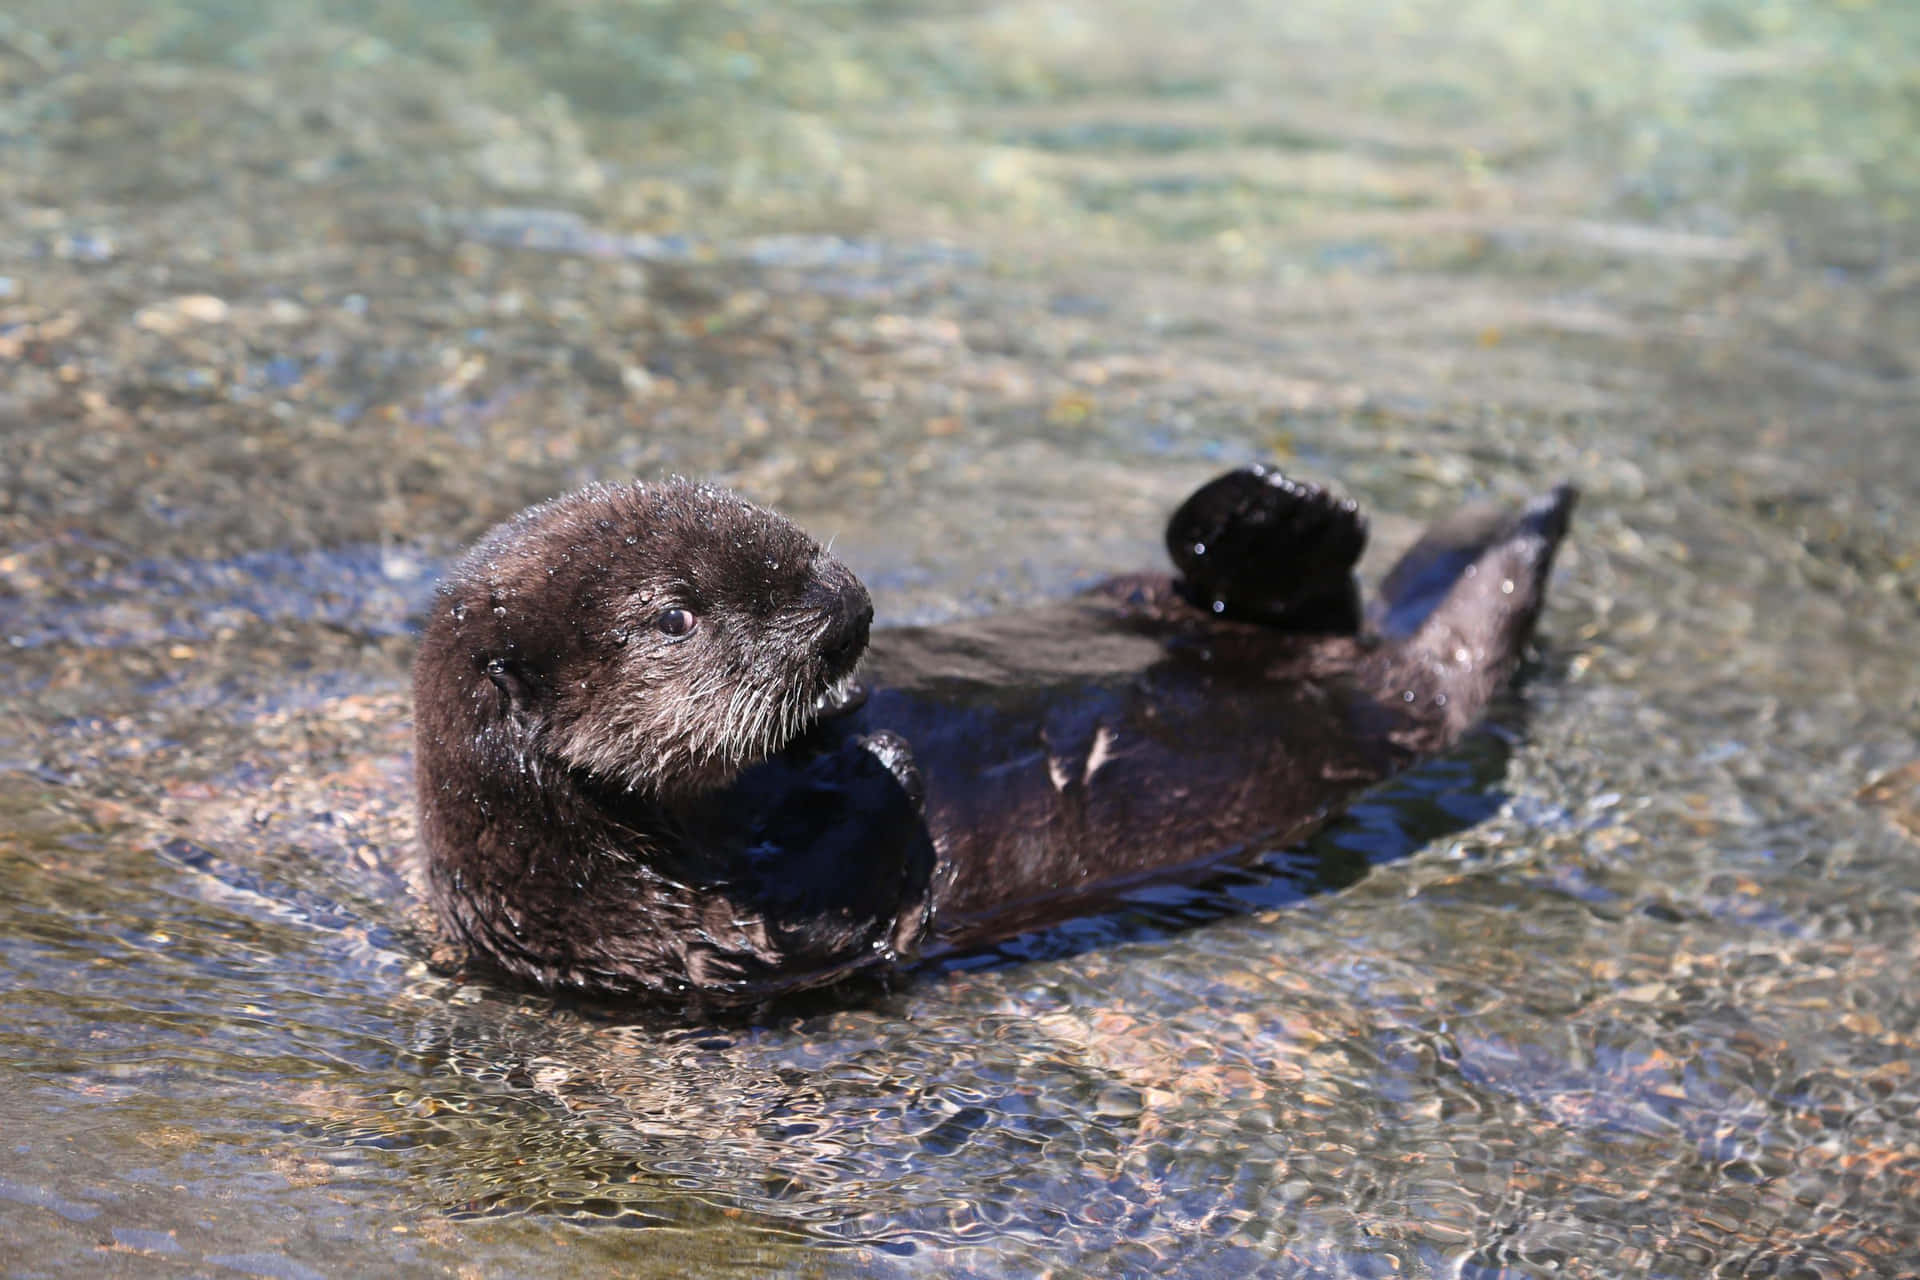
[{"left": 813, "top": 671, "right": 869, "bottom": 720}]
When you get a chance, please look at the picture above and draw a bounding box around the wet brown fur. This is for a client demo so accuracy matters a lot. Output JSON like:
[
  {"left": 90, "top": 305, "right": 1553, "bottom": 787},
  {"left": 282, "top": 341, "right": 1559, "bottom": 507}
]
[{"left": 413, "top": 472, "right": 1575, "bottom": 1007}]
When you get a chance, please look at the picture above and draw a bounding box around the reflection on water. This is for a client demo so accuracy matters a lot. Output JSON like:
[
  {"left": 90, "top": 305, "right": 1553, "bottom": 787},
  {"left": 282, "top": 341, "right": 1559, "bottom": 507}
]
[{"left": 3, "top": 0, "right": 1919, "bottom": 1275}]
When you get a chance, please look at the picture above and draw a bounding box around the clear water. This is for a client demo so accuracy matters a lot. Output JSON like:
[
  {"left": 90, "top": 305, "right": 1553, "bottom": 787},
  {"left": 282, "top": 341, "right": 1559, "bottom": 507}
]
[{"left": 2, "top": 1, "right": 1917, "bottom": 1275}]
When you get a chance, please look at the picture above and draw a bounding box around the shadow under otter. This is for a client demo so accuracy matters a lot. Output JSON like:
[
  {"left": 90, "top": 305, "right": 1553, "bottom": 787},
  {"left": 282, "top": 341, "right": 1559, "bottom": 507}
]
[{"left": 412, "top": 467, "right": 1575, "bottom": 1010}]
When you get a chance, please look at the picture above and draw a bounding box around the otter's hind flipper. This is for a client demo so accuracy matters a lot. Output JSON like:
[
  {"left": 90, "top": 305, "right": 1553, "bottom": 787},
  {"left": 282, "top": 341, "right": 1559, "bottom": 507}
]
[{"left": 1166, "top": 465, "right": 1368, "bottom": 631}]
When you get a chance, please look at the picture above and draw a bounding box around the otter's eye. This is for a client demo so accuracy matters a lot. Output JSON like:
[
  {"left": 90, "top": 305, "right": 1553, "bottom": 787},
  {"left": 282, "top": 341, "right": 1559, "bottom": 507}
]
[{"left": 656, "top": 607, "right": 697, "bottom": 639}]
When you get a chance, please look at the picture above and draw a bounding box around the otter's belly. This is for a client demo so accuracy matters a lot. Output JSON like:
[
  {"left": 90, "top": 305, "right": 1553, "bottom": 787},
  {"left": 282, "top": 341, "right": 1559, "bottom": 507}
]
[{"left": 850, "top": 604, "right": 1415, "bottom": 946}]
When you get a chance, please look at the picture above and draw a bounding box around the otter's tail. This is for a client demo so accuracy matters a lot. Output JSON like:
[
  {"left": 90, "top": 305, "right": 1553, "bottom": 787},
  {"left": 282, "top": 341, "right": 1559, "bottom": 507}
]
[{"left": 1364, "top": 484, "right": 1578, "bottom": 748}]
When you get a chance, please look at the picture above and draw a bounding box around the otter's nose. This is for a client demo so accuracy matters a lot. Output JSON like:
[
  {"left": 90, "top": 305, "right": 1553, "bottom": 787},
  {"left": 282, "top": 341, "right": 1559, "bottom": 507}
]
[
  {"left": 807, "top": 568, "right": 873, "bottom": 670},
  {"left": 821, "top": 594, "right": 873, "bottom": 670}
]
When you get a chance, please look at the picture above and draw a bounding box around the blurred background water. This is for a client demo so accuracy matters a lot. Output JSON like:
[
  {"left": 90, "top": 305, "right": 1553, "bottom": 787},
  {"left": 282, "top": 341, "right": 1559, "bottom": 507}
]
[{"left": 2, "top": 1, "right": 1917, "bottom": 1276}]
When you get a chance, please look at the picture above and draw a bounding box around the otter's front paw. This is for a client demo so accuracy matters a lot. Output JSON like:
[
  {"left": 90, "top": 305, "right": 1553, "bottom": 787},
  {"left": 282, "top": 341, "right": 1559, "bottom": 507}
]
[{"left": 853, "top": 730, "right": 924, "bottom": 812}]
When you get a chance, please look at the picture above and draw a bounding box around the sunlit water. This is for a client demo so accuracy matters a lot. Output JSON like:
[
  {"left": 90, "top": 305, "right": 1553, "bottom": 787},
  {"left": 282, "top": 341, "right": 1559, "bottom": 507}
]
[{"left": 2, "top": 1, "right": 1917, "bottom": 1275}]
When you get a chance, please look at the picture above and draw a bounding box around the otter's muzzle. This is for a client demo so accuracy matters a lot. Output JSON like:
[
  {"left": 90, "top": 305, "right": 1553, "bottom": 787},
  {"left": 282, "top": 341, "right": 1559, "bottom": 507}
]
[{"left": 805, "top": 564, "right": 874, "bottom": 674}]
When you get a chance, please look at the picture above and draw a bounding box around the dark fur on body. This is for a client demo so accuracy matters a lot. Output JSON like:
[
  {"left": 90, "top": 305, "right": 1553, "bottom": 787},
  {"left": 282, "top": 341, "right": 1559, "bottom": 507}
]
[{"left": 413, "top": 470, "right": 1576, "bottom": 1006}]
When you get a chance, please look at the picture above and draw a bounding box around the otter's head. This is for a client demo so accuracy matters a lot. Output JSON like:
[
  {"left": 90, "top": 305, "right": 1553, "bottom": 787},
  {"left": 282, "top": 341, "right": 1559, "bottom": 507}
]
[{"left": 421, "top": 479, "right": 872, "bottom": 802}]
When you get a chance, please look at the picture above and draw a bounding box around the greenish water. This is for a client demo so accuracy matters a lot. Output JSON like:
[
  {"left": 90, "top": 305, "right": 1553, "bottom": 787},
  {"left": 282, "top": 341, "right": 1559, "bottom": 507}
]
[{"left": 2, "top": 1, "right": 1917, "bottom": 1276}]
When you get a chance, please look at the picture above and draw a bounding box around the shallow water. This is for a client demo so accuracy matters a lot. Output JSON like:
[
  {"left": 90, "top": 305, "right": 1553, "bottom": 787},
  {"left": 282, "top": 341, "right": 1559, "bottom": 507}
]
[{"left": 3, "top": 1, "right": 1918, "bottom": 1275}]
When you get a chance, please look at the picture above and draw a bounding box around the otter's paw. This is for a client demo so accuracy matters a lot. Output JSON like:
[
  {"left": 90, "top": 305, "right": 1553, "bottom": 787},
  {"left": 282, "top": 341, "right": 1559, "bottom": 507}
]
[
  {"left": 854, "top": 729, "right": 925, "bottom": 812},
  {"left": 1165, "top": 465, "right": 1367, "bottom": 631},
  {"left": 851, "top": 730, "right": 934, "bottom": 961}
]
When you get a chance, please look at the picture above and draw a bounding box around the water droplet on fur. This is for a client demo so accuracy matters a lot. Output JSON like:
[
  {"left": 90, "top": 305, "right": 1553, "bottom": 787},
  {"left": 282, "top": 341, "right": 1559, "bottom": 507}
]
[
  {"left": 1434, "top": 693, "right": 1448, "bottom": 707},
  {"left": 1402, "top": 689, "right": 1416, "bottom": 702},
  {"left": 1192, "top": 541, "right": 1207, "bottom": 556},
  {"left": 451, "top": 603, "right": 468, "bottom": 622},
  {"left": 1501, "top": 578, "right": 1515, "bottom": 595},
  {"left": 1211, "top": 599, "right": 1226, "bottom": 614},
  {"left": 624, "top": 535, "right": 637, "bottom": 545},
  {"left": 492, "top": 605, "right": 507, "bottom": 617}
]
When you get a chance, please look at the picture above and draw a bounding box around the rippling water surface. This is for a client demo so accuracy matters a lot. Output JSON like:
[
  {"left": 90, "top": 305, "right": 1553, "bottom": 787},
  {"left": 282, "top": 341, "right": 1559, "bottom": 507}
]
[{"left": 3, "top": 1, "right": 1918, "bottom": 1275}]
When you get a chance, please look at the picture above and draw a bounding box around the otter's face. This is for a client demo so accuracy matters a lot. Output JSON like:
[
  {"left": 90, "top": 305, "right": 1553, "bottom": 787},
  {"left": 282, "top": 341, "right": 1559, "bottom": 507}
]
[{"left": 430, "top": 480, "right": 872, "bottom": 801}]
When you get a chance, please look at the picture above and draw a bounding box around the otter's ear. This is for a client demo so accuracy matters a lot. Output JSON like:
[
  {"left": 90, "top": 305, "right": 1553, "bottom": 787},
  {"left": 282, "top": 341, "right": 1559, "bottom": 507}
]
[{"left": 484, "top": 657, "right": 538, "bottom": 720}]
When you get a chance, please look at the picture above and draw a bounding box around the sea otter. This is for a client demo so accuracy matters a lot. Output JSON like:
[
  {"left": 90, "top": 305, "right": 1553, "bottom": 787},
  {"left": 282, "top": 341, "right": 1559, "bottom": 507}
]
[{"left": 412, "top": 467, "right": 1575, "bottom": 1007}]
